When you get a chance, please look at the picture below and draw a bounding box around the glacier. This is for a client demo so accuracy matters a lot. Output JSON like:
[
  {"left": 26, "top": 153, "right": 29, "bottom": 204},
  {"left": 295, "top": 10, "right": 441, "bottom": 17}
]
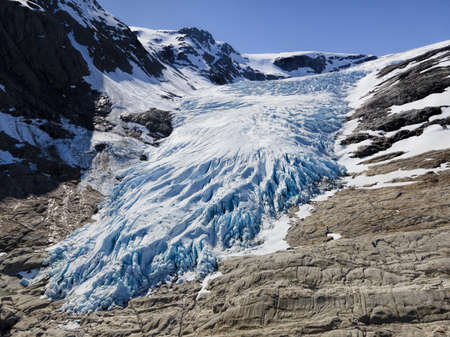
[{"left": 46, "top": 70, "right": 365, "bottom": 312}]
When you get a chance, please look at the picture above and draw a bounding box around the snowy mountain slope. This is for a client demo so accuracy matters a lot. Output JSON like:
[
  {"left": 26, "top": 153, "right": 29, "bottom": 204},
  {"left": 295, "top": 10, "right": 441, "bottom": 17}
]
[
  {"left": 0, "top": 0, "right": 204, "bottom": 135},
  {"left": 45, "top": 70, "right": 366, "bottom": 312},
  {"left": 337, "top": 40, "right": 450, "bottom": 180},
  {"left": 133, "top": 26, "right": 376, "bottom": 85},
  {"left": 132, "top": 26, "right": 276, "bottom": 85}
]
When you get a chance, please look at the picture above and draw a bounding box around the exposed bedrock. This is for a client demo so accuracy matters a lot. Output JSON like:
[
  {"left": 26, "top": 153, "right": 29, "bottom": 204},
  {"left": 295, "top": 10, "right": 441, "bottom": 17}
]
[{"left": 287, "top": 150, "right": 450, "bottom": 247}]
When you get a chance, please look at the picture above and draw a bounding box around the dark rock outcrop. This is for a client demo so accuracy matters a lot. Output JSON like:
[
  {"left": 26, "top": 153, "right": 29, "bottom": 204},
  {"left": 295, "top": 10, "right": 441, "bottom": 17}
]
[
  {"left": 350, "top": 110, "right": 449, "bottom": 158},
  {"left": 0, "top": 132, "right": 81, "bottom": 201},
  {"left": 0, "top": 0, "right": 99, "bottom": 129},
  {"left": 274, "top": 54, "right": 377, "bottom": 74},
  {"left": 275, "top": 54, "right": 328, "bottom": 73},
  {"left": 120, "top": 108, "right": 173, "bottom": 143}
]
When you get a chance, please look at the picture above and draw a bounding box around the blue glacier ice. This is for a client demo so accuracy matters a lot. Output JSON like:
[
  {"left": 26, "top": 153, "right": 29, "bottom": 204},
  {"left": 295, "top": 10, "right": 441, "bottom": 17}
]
[{"left": 46, "top": 70, "right": 365, "bottom": 312}]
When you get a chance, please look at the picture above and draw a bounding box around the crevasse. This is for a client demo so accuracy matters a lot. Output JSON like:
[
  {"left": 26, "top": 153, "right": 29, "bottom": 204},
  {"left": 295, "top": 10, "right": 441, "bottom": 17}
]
[{"left": 46, "top": 70, "right": 365, "bottom": 313}]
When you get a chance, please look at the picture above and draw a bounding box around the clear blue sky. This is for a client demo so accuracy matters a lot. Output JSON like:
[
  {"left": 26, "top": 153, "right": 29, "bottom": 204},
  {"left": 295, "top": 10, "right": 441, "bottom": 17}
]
[{"left": 98, "top": 0, "right": 450, "bottom": 56}]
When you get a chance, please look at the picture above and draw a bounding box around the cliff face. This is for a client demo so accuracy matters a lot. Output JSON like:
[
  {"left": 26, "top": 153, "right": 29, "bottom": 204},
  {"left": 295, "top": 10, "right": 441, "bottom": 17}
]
[
  {"left": 0, "top": 0, "right": 156, "bottom": 205},
  {"left": 0, "top": 0, "right": 165, "bottom": 130}
]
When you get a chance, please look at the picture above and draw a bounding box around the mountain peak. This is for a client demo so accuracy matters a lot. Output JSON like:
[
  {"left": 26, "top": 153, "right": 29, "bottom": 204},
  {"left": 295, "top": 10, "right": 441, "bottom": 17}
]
[{"left": 178, "top": 26, "right": 216, "bottom": 47}]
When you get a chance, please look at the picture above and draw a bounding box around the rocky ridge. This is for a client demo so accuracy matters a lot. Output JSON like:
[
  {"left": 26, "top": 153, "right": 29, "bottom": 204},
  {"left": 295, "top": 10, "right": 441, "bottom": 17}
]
[{"left": 133, "top": 26, "right": 377, "bottom": 85}]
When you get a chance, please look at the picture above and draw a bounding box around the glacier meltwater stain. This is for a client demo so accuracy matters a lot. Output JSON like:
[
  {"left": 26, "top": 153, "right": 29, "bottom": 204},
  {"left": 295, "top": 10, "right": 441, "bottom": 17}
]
[{"left": 46, "top": 70, "right": 365, "bottom": 312}]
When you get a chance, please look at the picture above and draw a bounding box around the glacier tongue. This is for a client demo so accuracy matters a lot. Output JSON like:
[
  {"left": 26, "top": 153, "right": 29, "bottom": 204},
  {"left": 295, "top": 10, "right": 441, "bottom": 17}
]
[{"left": 46, "top": 70, "right": 365, "bottom": 312}]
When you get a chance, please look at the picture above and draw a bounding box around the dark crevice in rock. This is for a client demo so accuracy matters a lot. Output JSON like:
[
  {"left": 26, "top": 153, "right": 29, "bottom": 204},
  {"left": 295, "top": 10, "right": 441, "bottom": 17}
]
[{"left": 361, "top": 152, "right": 405, "bottom": 165}]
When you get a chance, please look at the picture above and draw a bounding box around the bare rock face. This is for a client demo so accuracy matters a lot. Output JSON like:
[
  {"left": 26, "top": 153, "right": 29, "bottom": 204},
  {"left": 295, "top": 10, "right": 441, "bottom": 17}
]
[
  {"left": 0, "top": 180, "right": 103, "bottom": 336},
  {"left": 347, "top": 107, "right": 449, "bottom": 158},
  {"left": 0, "top": 1, "right": 100, "bottom": 130},
  {"left": 287, "top": 152, "right": 450, "bottom": 247}
]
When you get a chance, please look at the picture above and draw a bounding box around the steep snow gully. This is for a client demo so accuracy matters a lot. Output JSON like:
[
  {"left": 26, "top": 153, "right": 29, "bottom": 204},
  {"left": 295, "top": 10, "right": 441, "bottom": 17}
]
[{"left": 46, "top": 70, "right": 365, "bottom": 312}]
